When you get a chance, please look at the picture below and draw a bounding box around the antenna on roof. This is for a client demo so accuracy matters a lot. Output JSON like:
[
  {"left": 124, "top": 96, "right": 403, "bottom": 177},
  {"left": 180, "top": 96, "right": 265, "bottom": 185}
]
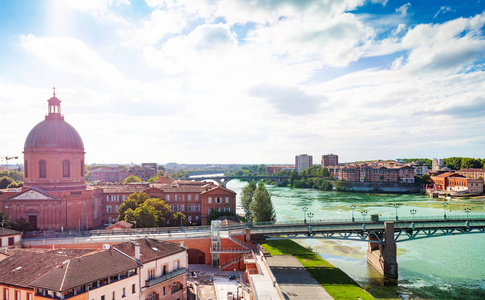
[{"left": 53, "top": 86, "right": 56, "bottom": 97}]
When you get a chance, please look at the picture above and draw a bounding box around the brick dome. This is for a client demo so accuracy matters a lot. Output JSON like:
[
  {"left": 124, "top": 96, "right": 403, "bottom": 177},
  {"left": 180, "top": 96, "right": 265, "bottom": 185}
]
[{"left": 24, "top": 96, "right": 84, "bottom": 150}]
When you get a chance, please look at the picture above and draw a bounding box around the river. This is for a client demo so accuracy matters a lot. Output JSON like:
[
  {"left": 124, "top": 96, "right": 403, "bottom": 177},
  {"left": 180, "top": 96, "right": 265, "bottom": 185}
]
[{"left": 225, "top": 180, "right": 485, "bottom": 299}]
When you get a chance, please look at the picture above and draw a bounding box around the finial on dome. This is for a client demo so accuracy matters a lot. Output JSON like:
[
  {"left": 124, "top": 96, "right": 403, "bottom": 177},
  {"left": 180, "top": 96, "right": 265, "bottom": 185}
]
[{"left": 53, "top": 87, "right": 56, "bottom": 97}]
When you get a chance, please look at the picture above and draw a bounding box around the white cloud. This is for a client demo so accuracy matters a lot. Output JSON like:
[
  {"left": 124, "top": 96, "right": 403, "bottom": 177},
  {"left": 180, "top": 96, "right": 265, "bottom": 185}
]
[
  {"left": 434, "top": 6, "right": 455, "bottom": 19},
  {"left": 396, "top": 3, "right": 411, "bottom": 16}
]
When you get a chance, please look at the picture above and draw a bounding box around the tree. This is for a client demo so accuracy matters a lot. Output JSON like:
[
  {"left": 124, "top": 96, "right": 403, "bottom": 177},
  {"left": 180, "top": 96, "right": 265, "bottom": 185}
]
[
  {"left": 12, "top": 217, "right": 35, "bottom": 232},
  {"left": 132, "top": 204, "right": 158, "bottom": 228},
  {"left": 170, "top": 212, "right": 187, "bottom": 226},
  {"left": 241, "top": 182, "right": 256, "bottom": 211},
  {"left": 250, "top": 182, "right": 276, "bottom": 223},
  {"left": 144, "top": 198, "right": 172, "bottom": 227},
  {"left": 0, "top": 176, "right": 14, "bottom": 189},
  {"left": 127, "top": 192, "right": 150, "bottom": 205},
  {"left": 117, "top": 199, "right": 138, "bottom": 222},
  {"left": 7, "top": 181, "right": 23, "bottom": 188},
  {"left": 124, "top": 175, "right": 142, "bottom": 184},
  {"left": 0, "top": 211, "right": 10, "bottom": 228}
]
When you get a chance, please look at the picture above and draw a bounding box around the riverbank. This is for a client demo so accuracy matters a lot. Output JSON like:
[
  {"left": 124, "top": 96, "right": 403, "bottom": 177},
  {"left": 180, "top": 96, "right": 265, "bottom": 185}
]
[{"left": 261, "top": 240, "right": 383, "bottom": 300}]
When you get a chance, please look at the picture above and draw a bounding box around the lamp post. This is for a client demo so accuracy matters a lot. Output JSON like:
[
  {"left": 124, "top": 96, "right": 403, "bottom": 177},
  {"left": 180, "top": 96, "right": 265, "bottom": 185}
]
[
  {"left": 410, "top": 209, "right": 417, "bottom": 230},
  {"left": 350, "top": 205, "right": 356, "bottom": 222},
  {"left": 442, "top": 202, "right": 448, "bottom": 219},
  {"left": 307, "top": 212, "right": 314, "bottom": 225},
  {"left": 393, "top": 203, "right": 401, "bottom": 221},
  {"left": 465, "top": 207, "right": 471, "bottom": 229},
  {"left": 302, "top": 207, "right": 308, "bottom": 224},
  {"left": 361, "top": 210, "right": 368, "bottom": 231}
]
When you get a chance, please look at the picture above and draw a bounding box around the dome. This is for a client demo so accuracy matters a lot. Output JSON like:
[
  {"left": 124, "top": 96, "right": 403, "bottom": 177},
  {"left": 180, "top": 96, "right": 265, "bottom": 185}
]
[{"left": 24, "top": 118, "right": 84, "bottom": 150}]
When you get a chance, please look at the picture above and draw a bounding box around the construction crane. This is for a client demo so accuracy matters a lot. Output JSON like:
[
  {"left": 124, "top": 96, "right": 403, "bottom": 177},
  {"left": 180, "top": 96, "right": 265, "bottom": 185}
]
[{"left": 1, "top": 156, "right": 18, "bottom": 172}]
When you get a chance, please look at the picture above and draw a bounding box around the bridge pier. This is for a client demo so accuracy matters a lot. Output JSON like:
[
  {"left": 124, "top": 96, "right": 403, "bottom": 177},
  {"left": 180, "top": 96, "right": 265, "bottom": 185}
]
[{"left": 367, "top": 222, "right": 398, "bottom": 278}]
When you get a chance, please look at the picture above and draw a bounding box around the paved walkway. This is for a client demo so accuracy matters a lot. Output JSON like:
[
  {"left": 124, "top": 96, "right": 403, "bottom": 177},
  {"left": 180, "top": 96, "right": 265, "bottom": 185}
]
[{"left": 266, "top": 255, "right": 333, "bottom": 300}]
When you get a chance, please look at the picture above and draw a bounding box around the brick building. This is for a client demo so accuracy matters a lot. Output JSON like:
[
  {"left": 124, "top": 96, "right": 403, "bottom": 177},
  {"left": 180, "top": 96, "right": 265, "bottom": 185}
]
[
  {"left": 431, "top": 172, "right": 484, "bottom": 194},
  {"left": 90, "top": 166, "right": 157, "bottom": 183},
  {"left": 456, "top": 168, "right": 485, "bottom": 182},
  {"left": 265, "top": 165, "right": 295, "bottom": 175},
  {"left": 329, "top": 161, "right": 415, "bottom": 183},
  {"left": 102, "top": 179, "right": 236, "bottom": 225},
  {"left": 321, "top": 154, "right": 338, "bottom": 167},
  {"left": 0, "top": 92, "right": 103, "bottom": 231}
]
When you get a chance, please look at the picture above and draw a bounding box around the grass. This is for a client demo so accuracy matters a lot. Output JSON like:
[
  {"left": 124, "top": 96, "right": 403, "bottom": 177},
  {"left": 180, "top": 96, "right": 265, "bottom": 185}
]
[{"left": 261, "top": 239, "right": 376, "bottom": 300}]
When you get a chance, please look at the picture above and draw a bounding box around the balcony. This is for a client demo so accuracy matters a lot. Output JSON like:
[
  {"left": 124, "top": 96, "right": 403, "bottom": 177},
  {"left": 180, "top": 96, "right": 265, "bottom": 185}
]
[{"left": 145, "top": 267, "right": 187, "bottom": 287}]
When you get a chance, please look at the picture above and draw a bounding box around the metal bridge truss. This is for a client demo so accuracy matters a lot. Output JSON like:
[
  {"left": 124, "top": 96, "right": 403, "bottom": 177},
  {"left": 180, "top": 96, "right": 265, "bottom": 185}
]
[{"left": 257, "top": 219, "right": 485, "bottom": 244}]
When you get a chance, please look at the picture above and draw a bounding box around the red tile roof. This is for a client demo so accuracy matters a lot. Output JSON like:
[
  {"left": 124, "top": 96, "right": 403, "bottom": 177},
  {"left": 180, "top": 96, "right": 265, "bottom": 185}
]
[{"left": 113, "top": 238, "right": 185, "bottom": 264}]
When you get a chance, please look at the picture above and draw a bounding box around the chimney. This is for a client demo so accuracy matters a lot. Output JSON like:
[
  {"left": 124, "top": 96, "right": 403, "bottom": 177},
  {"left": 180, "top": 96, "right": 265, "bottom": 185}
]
[{"left": 134, "top": 242, "right": 141, "bottom": 260}]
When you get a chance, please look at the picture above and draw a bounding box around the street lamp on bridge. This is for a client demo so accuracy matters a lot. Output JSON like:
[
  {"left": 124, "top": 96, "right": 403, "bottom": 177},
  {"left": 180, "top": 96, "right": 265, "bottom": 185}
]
[
  {"left": 393, "top": 203, "right": 401, "bottom": 221},
  {"left": 245, "top": 210, "right": 252, "bottom": 228},
  {"left": 350, "top": 205, "right": 356, "bottom": 222},
  {"left": 410, "top": 209, "right": 417, "bottom": 230},
  {"left": 361, "top": 210, "right": 368, "bottom": 231},
  {"left": 465, "top": 207, "right": 471, "bottom": 229},
  {"left": 302, "top": 207, "right": 308, "bottom": 224},
  {"left": 442, "top": 201, "right": 448, "bottom": 219},
  {"left": 307, "top": 212, "right": 314, "bottom": 225}
]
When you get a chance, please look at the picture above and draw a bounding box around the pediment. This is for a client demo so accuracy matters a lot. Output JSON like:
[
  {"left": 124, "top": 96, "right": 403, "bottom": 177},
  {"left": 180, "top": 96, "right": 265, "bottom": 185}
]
[{"left": 7, "top": 189, "right": 59, "bottom": 201}]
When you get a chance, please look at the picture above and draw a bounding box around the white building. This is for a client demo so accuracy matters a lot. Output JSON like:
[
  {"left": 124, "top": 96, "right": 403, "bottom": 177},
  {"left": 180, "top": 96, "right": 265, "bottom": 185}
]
[{"left": 295, "top": 154, "right": 313, "bottom": 173}]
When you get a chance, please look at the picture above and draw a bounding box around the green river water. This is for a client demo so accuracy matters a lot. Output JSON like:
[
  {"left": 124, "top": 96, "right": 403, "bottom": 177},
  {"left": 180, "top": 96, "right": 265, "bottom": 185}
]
[{"left": 226, "top": 180, "right": 485, "bottom": 299}]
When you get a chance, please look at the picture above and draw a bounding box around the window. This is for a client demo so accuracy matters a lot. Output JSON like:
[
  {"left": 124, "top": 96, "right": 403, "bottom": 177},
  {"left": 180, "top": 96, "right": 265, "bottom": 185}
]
[
  {"left": 181, "top": 195, "right": 185, "bottom": 201},
  {"left": 195, "top": 195, "right": 199, "bottom": 201},
  {"left": 174, "top": 195, "right": 178, "bottom": 201},
  {"left": 101, "top": 296, "right": 105, "bottom": 300},
  {"left": 8, "top": 237, "right": 14, "bottom": 246},
  {"left": 187, "top": 205, "right": 192, "bottom": 212},
  {"left": 224, "top": 207, "right": 230, "bottom": 212},
  {"left": 195, "top": 205, "right": 200, "bottom": 211},
  {"left": 15, "top": 290, "right": 20, "bottom": 300},
  {"left": 173, "top": 205, "right": 178, "bottom": 212},
  {"left": 166, "top": 195, "right": 170, "bottom": 201},
  {"left": 81, "top": 160, "right": 84, "bottom": 177},
  {"left": 216, "top": 207, "right": 221, "bottom": 212},
  {"left": 27, "top": 293, "right": 32, "bottom": 300},
  {"left": 163, "top": 287, "right": 166, "bottom": 296},
  {"left": 39, "top": 160, "right": 47, "bottom": 178},
  {"left": 24, "top": 160, "right": 28, "bottom": 178},
  {"left": 122, "top": 195, "right": 126, "bottom": 201},
  {"left": 115, "top": 205, "right": 119, "bottom": 213},
  {"left": 195, "top": 216, "right": 199, "bottom": 221},
  {"left": 180, "top": 205, "right": 184, "bottom": 212},
  {"left": 208, "top": 208, "right": 211, "bottom": 214},
  {"left": 63, "top": 160, "right": 70, "bottom": 177},
  {"left": 122, "top": 288, "right": 126, "bottom": 298},
  {"left": 4, "top": 289, "right": 8, "bottom": 300},
  {"left": 107, "top": 195, "right": 112, "bottom": 201},
  {"left": 208, "top": 197, "right": 212, "bottom": 204},
  {"left": 148, "top": 269, "right": 155, "bottom": 280},
  {"left": 216, "top": 197, "right": 222, "bottom": 203},
  {"left": 162, "top": 265, "right": 167, "bottom": 275},
  {"left": 188, "top": 195, "right": 192, "bottom": 201},
  {"left": 132, "top": 284, "right": 136, "bottom": 294},
  {"left": 174, "top": 260, "right": 179, "bottom": 270},
  {"left": 106, "top": 206, "right": 112, "bottom": 213},
  {"left": 146, "top": 292, "right": 158, "bottom": 300},
  {"left": 225, "top": 197, "right": 229, "bottom": 203},
  {"left": 112, "top": 292, "right": 115, "bottom": 300}
]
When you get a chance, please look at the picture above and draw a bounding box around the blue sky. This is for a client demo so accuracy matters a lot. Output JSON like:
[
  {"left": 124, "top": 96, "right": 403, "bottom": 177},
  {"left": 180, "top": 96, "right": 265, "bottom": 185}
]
[{"left": 0, "top": 0, "right": 484, "bottom": 165}]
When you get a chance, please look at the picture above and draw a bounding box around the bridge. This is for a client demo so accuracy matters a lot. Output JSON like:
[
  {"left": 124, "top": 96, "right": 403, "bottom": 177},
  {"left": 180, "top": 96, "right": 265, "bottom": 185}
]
[
  {"left": 176, "top": 175, "right": 290, "bottom": 187},
  {"left": 247, "top": 214, "right": 485, "bottom": 278}
]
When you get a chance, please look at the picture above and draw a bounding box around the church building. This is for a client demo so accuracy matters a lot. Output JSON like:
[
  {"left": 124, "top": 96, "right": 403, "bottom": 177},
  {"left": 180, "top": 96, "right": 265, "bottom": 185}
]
[{"left": 0, "top": 91, "right": 103, "bottom": 231}]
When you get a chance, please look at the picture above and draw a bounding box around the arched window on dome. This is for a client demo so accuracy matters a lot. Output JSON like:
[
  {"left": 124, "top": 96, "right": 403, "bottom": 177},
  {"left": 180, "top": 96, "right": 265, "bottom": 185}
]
[
  {"left": 24, "top": 160, "right": 28, "bottom": 178},
  {"left": 39, "top": 160, "right": 47, "bottom": 178},
  {"left": 63, "top": 160, "right": 70, "bottom": 178}
]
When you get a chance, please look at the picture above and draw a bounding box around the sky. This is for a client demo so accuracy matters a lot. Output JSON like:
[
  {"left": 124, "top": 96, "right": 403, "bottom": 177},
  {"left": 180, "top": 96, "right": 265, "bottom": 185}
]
[{"left": 0, "top": 0, "right": 484, "bottom": 165}]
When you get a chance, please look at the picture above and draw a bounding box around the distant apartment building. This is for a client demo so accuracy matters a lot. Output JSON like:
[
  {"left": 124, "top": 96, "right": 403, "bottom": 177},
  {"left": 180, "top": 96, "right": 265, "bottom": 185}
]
[
  {"left": 265, "top": 165, "right": 295, "bottom": 174},
  {"left": 91, "top": 165, "right": 157, "bottom": 183},
  {"left": 295, "top": 154, "right": 313, "bottom": 173},
  {"left": 329, "top": 161, "right": 415, "bottom": 183},
  {"left": 456, "top": 168, "right": 485, "bottom": 183},
  {"left": 408, "top": 161, "right": 428, "bottom": 176},
  {"left": 321, "top": 154, "right": 338, "bottom": 168}
]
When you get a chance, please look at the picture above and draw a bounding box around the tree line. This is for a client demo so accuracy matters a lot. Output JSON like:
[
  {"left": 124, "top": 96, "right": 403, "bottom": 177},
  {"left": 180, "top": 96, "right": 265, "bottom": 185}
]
[{"left": 0, "top": 170, "right": 24, "bottom": 189}]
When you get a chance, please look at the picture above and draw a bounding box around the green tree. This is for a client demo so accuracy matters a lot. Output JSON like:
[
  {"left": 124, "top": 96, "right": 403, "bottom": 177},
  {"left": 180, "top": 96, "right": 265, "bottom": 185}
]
[
  {"left": 250, "top": 182, "right": 276, "bottom": 223},
  {"left": 117, "top": 199, "right": 138, "bottom": 222},
  {"left": 12, "top": 217, "right": 35, "bottom": 232},
  {"left": 241, "top": 182, "right": 256, "bottom": 211},
  {"left": 127, "top": 192, "right": 150, "bottom": 205},
  {"left": 132, "top": 204, "right": 158, "bottom": 228},
  {"left": 170, "top": 212, "right": 187, "bottom": 226},
  {"left": 7, "top": 181, "right": 23, "bottom": 188},
  {"left": 0, "top": 211, "right": 10, "bottom": 228},
  {"left": 124, "top": 175, "right": 142, "bottom": 184},
  {"left": 0, "top": 176, "right": 14, "bottom": 189},
  {"left": 144, "top": 198, "right": 172, "bottom": 227}
]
